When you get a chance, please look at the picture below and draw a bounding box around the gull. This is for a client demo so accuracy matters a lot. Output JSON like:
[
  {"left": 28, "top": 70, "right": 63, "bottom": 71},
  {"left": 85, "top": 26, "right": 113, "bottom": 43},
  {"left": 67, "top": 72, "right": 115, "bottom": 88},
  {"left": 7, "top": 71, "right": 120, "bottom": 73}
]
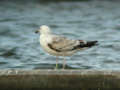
[{"left": 35, "top": 25, "right": 98, "bottom": 69}]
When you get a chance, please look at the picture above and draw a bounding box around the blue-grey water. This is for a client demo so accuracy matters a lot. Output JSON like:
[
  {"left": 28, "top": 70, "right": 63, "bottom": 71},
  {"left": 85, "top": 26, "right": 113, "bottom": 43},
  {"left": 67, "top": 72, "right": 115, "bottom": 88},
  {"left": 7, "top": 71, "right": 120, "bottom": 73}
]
[{"left": 0, "top": 0, "right": 120, "bottom": 70}]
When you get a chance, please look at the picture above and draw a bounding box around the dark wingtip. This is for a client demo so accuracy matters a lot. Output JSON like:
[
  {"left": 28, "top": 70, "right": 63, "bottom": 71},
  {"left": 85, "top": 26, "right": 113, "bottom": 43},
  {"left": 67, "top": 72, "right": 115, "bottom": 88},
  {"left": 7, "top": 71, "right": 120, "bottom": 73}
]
[
  {"left": 87, "top": 41, "right": 98, "bottom": 47},
  {"left": 93, "top": 40, "right": 98, "bottom": 44},
  {"left": 35, "top": 30, "right": 39, "bottom": 34},
  {"left": 94, "top": 41, "right": 98, "bottom": 45}
]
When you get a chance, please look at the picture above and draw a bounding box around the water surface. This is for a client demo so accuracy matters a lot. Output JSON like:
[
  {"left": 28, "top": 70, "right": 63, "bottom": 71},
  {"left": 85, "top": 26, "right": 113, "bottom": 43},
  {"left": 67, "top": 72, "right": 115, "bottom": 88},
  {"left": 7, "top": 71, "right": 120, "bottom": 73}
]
[{"left": 0, "top": 0, "right": 120, "bottom": 70}]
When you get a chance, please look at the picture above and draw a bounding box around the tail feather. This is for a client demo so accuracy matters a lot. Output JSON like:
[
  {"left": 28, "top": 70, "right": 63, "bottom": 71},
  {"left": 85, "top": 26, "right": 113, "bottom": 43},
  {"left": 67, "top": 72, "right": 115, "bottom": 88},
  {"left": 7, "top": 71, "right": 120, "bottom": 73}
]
[
  {"left": 78, "top": 40, "right": 98, "bottom": 48},
  {"left": 71, "top": 40, "right": 98, "bottom": 50}
]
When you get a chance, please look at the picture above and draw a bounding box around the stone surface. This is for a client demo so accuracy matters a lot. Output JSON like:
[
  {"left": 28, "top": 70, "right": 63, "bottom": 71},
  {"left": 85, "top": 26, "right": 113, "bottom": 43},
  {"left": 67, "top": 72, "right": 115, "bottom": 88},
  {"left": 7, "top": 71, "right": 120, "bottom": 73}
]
[{"left": 0, "top": 69, "right": 120, "bottom": 89}]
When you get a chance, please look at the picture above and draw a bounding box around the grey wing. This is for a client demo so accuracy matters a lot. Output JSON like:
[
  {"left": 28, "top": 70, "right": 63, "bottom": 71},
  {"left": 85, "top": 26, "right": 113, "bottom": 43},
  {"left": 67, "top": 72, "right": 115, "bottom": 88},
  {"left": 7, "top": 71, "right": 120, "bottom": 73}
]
[{"left": 48, "top": 35, "right": 79, "bottom": 52}]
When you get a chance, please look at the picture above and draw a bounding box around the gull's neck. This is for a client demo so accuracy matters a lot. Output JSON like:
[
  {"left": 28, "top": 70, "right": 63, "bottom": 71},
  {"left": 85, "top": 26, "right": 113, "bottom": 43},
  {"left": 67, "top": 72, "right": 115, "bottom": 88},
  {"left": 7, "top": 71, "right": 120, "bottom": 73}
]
[
  {"left": 40, "top": 32, "right": 53, "bottom": 39},
  {"left": 40, "top": 32, "right": 53, "bottom": 43}
]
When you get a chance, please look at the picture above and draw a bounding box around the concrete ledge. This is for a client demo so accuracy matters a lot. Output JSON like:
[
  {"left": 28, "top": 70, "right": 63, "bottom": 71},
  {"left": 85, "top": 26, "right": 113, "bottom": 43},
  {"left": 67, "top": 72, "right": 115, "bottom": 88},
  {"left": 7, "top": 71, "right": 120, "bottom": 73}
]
[{"left": 0, "top": 69, "right": 120, "bottom": 89}]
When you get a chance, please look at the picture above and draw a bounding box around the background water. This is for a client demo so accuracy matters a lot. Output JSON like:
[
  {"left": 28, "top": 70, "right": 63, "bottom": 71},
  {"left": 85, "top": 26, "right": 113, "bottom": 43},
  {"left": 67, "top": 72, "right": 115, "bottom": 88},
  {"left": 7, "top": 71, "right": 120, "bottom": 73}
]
[{"left": 0, "top": 0, "right": 120, "bottom": 70}]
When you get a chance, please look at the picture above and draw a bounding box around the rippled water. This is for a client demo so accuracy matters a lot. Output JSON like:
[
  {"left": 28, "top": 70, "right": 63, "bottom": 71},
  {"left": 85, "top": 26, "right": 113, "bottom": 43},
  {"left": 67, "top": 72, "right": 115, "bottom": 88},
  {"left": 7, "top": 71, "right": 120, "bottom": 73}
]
[{"left": 0, "top": 0, "right": 120, "bottom": 70}]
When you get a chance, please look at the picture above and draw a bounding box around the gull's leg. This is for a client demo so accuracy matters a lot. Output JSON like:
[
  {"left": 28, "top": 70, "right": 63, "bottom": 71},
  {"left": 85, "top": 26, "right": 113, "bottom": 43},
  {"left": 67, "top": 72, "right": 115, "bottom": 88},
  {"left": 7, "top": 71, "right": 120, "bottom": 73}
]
[
  {"left": 55, "top": 56, "right": 58, "bottom": 69},
  {"left": 62, "top": 57, "right": 66, "bottom": 69}
]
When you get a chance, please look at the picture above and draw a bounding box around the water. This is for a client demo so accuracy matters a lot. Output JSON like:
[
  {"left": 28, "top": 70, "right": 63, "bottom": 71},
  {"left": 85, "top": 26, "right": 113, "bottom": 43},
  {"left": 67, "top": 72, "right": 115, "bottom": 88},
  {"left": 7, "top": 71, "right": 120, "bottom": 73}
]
[{"left": 0, "top": 0, "right": 120, "bottom": 70}]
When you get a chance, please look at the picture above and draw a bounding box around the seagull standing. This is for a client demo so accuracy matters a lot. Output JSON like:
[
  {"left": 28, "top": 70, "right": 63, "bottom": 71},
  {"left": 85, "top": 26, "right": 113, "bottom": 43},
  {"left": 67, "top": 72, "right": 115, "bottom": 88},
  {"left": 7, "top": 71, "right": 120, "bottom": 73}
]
[{"left": 35, "top": 25, "right": 98, "bottom": 69}]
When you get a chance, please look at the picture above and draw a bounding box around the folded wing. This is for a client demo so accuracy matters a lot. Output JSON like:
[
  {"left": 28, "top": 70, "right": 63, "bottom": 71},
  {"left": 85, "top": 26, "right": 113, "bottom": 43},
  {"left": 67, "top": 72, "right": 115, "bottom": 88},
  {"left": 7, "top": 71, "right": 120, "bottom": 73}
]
[
  {"left": 48, "top": 35, "right": 98, "bottom": 52},
  {"left": 48, "top": 36, "right": 80, "bottom": 52}
]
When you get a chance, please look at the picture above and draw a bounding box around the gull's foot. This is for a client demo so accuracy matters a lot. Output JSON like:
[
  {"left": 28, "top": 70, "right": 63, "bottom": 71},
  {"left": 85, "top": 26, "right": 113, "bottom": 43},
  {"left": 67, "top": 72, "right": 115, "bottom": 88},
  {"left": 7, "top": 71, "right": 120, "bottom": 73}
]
[
  {"left": 62, "top": 65, "right": 65, "bottom": 70},
  {"left": 62, "top": 66, "right": 65, "bottom": 70},
  {"left": 54, "top": 67, "right": 58, "bottom": 70},
  {"left": 62, "top": 68, "right": 65, "bottom": 70},
  {"left": 54, "top": 68, "right": 57, "bottom": 70}
]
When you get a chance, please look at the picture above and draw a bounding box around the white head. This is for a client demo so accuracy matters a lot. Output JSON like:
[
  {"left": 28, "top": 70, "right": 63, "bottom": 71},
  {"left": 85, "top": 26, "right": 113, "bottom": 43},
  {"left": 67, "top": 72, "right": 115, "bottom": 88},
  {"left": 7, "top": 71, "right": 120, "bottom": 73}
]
[{"left": 35, "top": 25, "right": 51, "bottom": 34}]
